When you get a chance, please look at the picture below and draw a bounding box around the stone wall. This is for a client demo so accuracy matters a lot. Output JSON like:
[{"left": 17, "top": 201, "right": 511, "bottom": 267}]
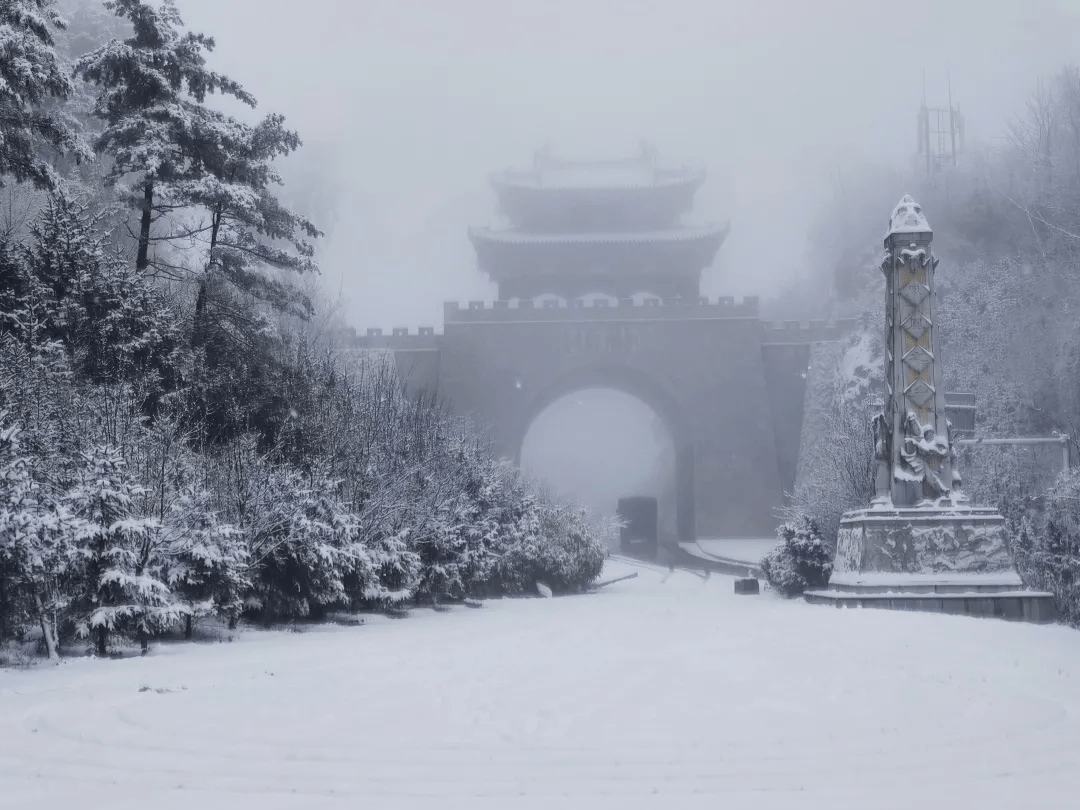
[{"left": 343, "top": 308, "right": 855, "bottom": 539}]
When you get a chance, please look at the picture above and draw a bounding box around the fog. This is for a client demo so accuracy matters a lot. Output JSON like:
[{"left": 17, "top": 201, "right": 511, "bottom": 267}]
[
  {"left": 521, "top": 389, "right": 675, "bottom": 535},
  {"left": 178, "top": 0, "right": 1080, "bottom": 522}
]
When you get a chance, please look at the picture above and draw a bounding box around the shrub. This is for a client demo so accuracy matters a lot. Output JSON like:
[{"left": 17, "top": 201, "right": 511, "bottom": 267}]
[
  {"left": 494, "top": 496, "right": 609, "bottom": 595},
  {"left": 760, "top": 516, "right": 833, "bottom": 597},
  {"left": 1011, "top": 471, "right": 1080, "bottom": 626}
]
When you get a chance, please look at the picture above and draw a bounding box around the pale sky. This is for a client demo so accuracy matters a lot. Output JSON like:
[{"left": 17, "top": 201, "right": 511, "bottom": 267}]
[{"left": 178, "top": 0, "right": 1080, "bottom": 330}]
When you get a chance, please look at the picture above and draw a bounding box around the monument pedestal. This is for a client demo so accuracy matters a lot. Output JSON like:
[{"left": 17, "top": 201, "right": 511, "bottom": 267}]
[{"left": 804, "top": 505, "right": 1057, "bottom": 623}]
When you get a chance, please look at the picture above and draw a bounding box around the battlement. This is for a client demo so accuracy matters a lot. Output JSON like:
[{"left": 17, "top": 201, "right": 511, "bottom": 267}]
[
  {"left": 443, "top": 296, "right": 760, "bottom": 322},
  {"left": 760, "top": 318, "right": 858, "bottom": 344},
  {"left": 340, "top": 312, "right": 855, "bottom": 350},
  {"left": 338, "top": 326, "right": 442, "bottom": 351}
]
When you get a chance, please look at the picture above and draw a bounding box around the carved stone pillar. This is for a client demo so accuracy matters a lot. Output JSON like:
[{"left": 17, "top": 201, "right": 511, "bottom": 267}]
[
  {"left": 881, "top": 196, "right": 958, "bottom": 507},
  {"left": 805, "top": 196, "right": 1055, "bottom": 622}
]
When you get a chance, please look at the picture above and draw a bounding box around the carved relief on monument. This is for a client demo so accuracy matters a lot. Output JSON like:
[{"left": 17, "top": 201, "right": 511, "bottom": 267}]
[{"left": 895, "top": 411, "right": 950, "bottom": 499}]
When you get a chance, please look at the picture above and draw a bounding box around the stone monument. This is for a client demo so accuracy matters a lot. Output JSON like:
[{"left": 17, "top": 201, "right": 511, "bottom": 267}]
[{"left": 804, "top": 196, "right": 1056, "bottom": 621}]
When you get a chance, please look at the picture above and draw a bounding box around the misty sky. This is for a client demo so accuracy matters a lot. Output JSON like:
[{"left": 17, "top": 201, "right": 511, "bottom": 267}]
[{"left": 181, "top": 0, "right": 1080, "bottom": 330}]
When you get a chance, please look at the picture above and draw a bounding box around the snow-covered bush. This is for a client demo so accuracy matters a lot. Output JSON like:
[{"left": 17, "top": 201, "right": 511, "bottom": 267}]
[
  {"left": 494, "top": 494, "right": 609, "bottom": 596},
  {"left": 760, "top": 516, "right": 833, "bottom": 598},
  {"left": 1012, "top": 470, "right": 1080, "bottom": 626}
]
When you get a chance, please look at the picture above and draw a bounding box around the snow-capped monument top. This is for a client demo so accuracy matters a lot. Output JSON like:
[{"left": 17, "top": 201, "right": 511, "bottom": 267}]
[{"left": 887, "top": 194, "right": 932, "bottom": 237}]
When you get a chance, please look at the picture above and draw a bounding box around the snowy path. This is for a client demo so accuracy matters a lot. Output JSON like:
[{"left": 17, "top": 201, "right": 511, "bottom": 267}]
[{"left": 3, "top": 561, "right": 1080, "bottom": 810}]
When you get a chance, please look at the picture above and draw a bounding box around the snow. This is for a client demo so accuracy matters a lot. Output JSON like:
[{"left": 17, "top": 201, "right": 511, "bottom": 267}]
[
  {"left": 3, "top": 559, "right": 1080, "bottom": 809},
  {"left": 695, "top": 537, "right": 776, "bottom": 565},
  {"left": 887, "top": 194, "right": 932, "bottom": 236}
]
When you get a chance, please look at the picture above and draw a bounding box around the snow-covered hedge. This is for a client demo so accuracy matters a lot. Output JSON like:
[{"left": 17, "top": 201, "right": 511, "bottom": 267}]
[
  {"left": 0, "top": 195, "right": 610, "bottom": 657},
  {"left": 1011, "top": 470, "right": 1080, "bottom": 626},
  {"left": 760, "top": 516, "right": 833, "bottom": 598}
]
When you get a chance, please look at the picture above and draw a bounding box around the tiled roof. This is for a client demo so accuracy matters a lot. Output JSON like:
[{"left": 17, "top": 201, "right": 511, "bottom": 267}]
[{"left": 468, "top": 223, "right": 728, "bottom": 246}]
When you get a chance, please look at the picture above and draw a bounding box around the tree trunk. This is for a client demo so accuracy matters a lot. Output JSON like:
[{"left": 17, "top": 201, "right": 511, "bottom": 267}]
[
  {"left": 96, "top": 625, "right": 107, "bottom": 657},
  {"left": 33, "top": 592, "right": 58, "bottom": 661},
  {"left": 227, "top": 615, "right": 238, "bottom": 631},
  {"left": 139, "top": 630, "right": 149, "bottom": 656},
  {"left": 192, "top": 278, "right": 207, "bottom": 349},
  {"left": 184, "top": 613, "right": 193, "bottom": 640},
  {"left": 136, "top": 180, "right": 153, "bottom": 272}
]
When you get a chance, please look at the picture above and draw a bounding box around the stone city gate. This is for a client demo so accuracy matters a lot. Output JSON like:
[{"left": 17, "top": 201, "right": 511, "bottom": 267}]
[{"left": 348, "top": 148, "right": 853, "bottom": 539}]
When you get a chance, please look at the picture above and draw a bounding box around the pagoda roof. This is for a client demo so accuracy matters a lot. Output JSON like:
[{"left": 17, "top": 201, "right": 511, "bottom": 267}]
[
  {"left": 491, "top": 144, "right": 706, "bottom": 194},
  {"left": 468, "top": 223, "right": 728, "bottom": 246},
  {"left": 491, "top": 164, "right": 706, "bottom": 193}
]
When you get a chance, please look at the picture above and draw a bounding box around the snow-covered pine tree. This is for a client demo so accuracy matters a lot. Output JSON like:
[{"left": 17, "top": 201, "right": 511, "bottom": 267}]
[
  {"left": 66, "top": 444, "right": 181, "bottom": 655},
  {"left": 185, "top": 111, "right": 322, "bottom": 335},
  {"left": 0, "top": 0, "right": 85, "bottom": 189},
  {"left": 243, "top": 467, "right": 346, "bottom": 623},
  {"left": 165, "top": 488, "right": 248, "bottom": 637},
  {"left": 0, "top": 238, "right": 27, "bottom": 333},
  {"left": 11, "top": 189, "right": 181, "bottom": 391},
  {"left": 74, "top": 0, "right": 255, "bottom": 273},
  {"left": 0, "top": 409, "right": 76, "bottom": 657}
]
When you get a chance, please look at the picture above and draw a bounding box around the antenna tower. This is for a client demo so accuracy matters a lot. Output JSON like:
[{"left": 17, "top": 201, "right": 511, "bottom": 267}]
[{"left": 918, "top": 70, "right": 964, "bottom": 176}]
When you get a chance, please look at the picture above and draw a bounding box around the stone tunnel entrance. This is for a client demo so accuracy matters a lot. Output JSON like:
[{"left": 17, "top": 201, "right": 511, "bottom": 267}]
[{"left": 518, "top": 380, "right": 691, "bottom": 544}]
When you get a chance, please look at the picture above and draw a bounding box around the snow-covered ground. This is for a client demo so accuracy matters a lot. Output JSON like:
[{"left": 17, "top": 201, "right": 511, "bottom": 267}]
[
  {"left": 695, "top": 537, "right": 776, "bottom": 565},
  {"left": 3, "top": 560, "right": 1080, "bottom": 810}
]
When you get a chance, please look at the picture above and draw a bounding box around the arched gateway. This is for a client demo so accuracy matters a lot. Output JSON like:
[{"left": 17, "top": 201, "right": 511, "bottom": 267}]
[{"left": 349, "top": 147, "right": 852, "bottom": 539}]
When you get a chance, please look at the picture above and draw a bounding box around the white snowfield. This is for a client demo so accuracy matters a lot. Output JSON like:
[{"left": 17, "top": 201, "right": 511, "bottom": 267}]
[{"left": 3, "top": 560, "right": 1080, "bottom": 810}]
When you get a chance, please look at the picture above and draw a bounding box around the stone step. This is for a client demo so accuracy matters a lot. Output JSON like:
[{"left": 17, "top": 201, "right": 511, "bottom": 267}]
[
  {"left": 821, "top": 580, "right": 1027, "bottom": 595},
  {"left": 804, "top": 588, "right": 1057, "bottom": 623}
]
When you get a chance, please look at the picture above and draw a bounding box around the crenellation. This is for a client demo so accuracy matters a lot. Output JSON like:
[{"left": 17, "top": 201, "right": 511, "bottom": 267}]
[
  {"left": 439, "top": 296, "right": 767, "bottom": 321},
  {"left": 366, "top": 327, "right": 383, "bottom": 337}
]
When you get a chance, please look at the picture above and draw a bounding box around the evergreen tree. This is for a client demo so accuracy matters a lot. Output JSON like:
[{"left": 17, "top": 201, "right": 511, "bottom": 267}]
[
  {"left": 0, "top": 410, "right": 76, "bottom": 657},
  {"left": 16, "top": 189, "right": 182, "bottom": 389},
  {"left": 74, "top": 0, "right": 255, "bottom": 273},
  {"left": 166, "top": 488, "right": 248, "bottom": 636},
  {"left": 0, "top": 0, "right": 85, "bottom": 189},
  {"left": 66, "top": 445, "right": 181, "bottom": 655},
  {"left": 186, "top": 111, "right": 321, "bottom": 344}
]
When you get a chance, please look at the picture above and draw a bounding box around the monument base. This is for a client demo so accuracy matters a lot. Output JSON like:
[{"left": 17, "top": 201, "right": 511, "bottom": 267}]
[{"left": 803, "top": 505, "right": 1057, "bottom": 623}]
